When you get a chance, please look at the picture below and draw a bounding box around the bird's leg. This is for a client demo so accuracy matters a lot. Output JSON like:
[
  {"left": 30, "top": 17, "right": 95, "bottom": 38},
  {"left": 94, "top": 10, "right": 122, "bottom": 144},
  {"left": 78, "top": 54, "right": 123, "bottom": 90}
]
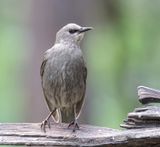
[
  {"left": 68, "top": 119, "right": 79, "bottom": 132},
  {"left": 41, "top": 109, "right": 56, "bottom": 132},
  {"left": 68, "top": 105, "right": 79, "bottom": 132}
]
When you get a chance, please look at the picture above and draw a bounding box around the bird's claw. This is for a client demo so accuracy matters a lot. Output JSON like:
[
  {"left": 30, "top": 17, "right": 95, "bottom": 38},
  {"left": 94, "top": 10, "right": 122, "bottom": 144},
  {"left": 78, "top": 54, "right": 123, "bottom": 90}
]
[
  {"left": 68, "top": 120, "right": 79, "bottom": 132},
  {"left": 41, "top": 119, "right": 51, "bottom": 132}
]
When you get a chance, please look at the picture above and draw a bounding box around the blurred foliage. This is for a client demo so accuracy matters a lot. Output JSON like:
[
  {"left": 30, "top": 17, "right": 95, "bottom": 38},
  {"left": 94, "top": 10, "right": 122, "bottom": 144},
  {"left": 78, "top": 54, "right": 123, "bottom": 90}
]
[
  {"left": 86, "top": 0, "right": 160, "bottom": 128},
  {"left": 1, "top": 0, "right": 160, "bottom": 131},
  {"left": 0, "top": 0, "right": 29, "bottom": 122}
]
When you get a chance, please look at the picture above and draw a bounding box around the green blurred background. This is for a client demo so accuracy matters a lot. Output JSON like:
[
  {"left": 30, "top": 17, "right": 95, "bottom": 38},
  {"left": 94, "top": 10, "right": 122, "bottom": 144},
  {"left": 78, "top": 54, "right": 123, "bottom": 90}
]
[{"left": 1, "top": 0, "right": 160, "bottom": 129}]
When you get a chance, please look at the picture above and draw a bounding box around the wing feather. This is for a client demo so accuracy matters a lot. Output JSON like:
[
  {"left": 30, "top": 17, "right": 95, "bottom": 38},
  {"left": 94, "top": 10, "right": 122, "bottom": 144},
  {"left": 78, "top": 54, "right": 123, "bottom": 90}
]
[
  {"left": 40, "top": 55, "right": 59, "bottom": 122},
  {"left": 76, "top": 65, "right": 87, "bottom": 118}
]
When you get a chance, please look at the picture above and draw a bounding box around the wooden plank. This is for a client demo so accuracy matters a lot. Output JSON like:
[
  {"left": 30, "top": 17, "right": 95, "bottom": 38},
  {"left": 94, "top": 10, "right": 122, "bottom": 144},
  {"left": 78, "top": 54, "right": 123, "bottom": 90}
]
[{"left": 1, "top": 123, "right": 160, "bottom": 146}]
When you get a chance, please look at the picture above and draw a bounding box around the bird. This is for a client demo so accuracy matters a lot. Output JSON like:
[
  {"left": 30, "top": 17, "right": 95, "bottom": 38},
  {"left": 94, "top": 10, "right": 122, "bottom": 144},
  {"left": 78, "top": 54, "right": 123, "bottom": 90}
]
[{"left": 40, "top": 23, "right": 92, "bottom": 132}]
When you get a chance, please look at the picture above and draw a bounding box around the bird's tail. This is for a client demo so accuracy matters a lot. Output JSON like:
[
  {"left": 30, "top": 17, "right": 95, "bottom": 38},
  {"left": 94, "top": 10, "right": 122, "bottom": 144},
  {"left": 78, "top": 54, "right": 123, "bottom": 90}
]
[{"left": 60, "top": 107, "right": 75, "bottom": 123}]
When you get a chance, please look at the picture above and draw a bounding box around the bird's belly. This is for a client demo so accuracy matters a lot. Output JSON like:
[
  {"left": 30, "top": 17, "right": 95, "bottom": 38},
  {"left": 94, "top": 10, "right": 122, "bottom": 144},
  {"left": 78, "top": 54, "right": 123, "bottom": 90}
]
[{"left": 43, "top": 64, "right": 85, "bottom": 108}]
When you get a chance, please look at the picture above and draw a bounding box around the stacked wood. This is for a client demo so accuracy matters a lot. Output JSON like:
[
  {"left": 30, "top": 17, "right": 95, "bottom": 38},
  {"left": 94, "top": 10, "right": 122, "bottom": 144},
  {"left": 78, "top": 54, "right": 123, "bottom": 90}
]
[
  {"left": 121, "top": 86, "right": 160, "bottom": 129},
  {"left": 138, "top": 86, "right": 160, "bottom": 104}
]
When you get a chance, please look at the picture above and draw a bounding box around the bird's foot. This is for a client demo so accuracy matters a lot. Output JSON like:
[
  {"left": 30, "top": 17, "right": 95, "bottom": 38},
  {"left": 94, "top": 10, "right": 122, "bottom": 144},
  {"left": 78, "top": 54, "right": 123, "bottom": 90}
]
[
  {"left": 40, "top": 119, "right": 51, "bottom": 133},
  {"left": 40, "top": 110, "right": 56, "bottom": 132},
  {"left": 68, "top": 120, "right": 79, "bottom": 132}
]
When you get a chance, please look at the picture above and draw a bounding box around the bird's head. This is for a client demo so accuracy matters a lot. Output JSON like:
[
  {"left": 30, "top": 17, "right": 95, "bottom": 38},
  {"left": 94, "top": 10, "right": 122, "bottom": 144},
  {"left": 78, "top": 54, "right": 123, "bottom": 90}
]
[{"left": 55, "top": 23, "right": 93, "bottom": 45}]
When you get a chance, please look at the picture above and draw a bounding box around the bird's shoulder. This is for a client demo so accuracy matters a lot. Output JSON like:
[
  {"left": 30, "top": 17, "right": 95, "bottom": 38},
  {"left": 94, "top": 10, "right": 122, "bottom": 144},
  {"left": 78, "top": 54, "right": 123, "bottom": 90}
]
[
  {"left": 40, "top": 46, "right": 55, "bottom": 77},
  {"left": 49, "top": 43, "right": 84, "bottom": 60},
  {"left": 40, "top": 43, "right": 85, "bottom": 77}
]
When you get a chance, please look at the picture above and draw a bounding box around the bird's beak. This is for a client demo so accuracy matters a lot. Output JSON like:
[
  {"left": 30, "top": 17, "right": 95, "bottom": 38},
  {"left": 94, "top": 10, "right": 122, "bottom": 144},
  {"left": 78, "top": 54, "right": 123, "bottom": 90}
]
[{"left": 79, "top": 27, "right": 93, "bottom": 33}]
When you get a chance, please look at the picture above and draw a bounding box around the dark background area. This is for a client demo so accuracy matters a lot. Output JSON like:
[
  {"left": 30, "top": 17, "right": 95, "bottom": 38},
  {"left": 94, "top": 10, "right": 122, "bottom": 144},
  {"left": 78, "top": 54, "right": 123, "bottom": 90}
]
[{"left": 1, "top": 0, "right": 160, "bottom": 129}]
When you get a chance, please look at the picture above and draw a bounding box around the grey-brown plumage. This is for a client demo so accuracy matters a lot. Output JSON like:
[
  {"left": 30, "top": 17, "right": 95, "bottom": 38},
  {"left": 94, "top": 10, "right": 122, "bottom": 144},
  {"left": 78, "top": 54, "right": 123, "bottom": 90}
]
[{"left": 40, "top": 23, "right": 92, "bottom": 132}]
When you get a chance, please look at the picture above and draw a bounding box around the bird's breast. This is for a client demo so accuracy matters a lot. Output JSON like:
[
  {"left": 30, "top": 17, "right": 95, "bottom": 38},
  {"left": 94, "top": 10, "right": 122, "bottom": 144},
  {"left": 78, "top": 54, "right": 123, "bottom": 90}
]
[{"left": 42, "top": 47, "right": 85, "bottom": 107}]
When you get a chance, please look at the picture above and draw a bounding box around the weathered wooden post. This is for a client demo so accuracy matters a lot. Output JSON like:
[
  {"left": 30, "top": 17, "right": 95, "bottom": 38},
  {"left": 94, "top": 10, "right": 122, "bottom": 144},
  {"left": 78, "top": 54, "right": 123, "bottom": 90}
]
[{"left": 1, "top": 86, "right": 160, "bottom": 146}]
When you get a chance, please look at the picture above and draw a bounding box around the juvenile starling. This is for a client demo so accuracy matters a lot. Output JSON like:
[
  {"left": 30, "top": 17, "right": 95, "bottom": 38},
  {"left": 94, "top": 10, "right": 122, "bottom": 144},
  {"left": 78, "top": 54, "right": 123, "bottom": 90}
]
[{"left": 40, "top": 23, "right": 92, "bottom": 132}]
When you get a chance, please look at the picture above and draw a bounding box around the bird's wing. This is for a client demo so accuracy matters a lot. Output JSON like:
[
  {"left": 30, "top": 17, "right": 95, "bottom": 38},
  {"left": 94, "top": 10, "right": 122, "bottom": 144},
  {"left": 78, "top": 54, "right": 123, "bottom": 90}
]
[
  {"left": 40, "top": 48, "right": 52, "bottom": 77},
  {"left": 76, "top": 65, "right": 87, "bottom": 118},
  {"left": 40, "top": 52, "right": 59, "bottom": 122},
  {"left": 40, "top": 58, "right": 47, "bottom": 77},
  {"left": 44, "top": 96, "right": 59, "bottom": 123}
]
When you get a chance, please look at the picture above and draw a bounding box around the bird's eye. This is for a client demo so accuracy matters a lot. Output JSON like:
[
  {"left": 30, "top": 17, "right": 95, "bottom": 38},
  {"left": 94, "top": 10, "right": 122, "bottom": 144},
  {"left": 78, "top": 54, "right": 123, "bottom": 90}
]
[{"left": 69, "top": 29, "right": 79, "bottom": 34}]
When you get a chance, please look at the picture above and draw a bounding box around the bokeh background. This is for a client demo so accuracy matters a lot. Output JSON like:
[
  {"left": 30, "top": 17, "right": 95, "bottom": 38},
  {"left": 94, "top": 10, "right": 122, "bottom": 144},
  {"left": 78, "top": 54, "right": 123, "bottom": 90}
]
[{"left": 1, "top": 0, "right": 160, "bottom": 129}]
